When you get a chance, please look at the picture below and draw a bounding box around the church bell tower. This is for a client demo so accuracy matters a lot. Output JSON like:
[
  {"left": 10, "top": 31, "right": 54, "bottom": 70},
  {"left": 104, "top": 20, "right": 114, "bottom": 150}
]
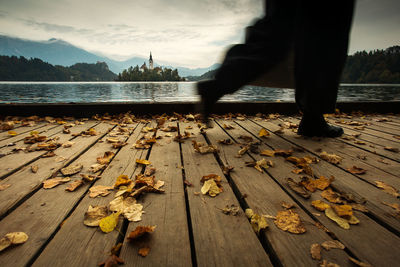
[{"left": 149, "top": 52, "right": 154, "bottom": 70}]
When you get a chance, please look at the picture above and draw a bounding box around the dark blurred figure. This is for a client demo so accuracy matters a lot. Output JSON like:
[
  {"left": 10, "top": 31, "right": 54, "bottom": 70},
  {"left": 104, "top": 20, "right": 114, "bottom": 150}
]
[{"left": 197, "top": 0, "right": 355, "bottom": 137}]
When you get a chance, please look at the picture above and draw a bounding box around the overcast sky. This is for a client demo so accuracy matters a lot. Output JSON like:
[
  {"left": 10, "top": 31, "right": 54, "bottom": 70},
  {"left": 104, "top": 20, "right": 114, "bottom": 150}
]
[{"left": 0, "top": 0, "right": 399, "bottom": 68}]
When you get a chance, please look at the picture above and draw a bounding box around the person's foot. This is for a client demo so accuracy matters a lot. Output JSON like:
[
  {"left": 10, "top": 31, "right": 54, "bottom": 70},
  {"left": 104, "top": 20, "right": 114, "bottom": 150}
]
[
  {"left": 196, "top": 80, "right": 220, "bottom": 125},
  {"left": 297, "top": 113, "right": 343, "bottom": 137}
]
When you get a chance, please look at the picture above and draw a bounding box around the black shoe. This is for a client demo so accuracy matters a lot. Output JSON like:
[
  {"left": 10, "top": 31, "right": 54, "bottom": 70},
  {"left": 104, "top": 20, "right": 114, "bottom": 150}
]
[
  {"left": 196, "top": 80, "right": 220, "bottom": 125},
  {"left": 297, "top": 113, "right": 343, "bottom": 137}
]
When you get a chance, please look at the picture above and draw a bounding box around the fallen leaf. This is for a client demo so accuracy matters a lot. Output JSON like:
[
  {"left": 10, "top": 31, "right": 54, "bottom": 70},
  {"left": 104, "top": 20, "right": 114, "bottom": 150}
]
[
  {"left": 62, "top": 141, "right": 75, "bottom": 148},
  {"left": 384, "top": 147, "right": 399, "bottom": 153},
  {"left": 0, "top": 121, "right": 14, "bottom": 130},
  {"left": 311, "top": 200, "right": 331, "bottom": 211},
  {"left": 273, "top": 149, "right": 293, "bottom": 157},
  {"left": 138, "top": 247, "right": 151, "bottom": 257},
  {"left": 127, "top": 225, "right": 156, "bottom": 241},
  {"left": 201, "top": 179, "right": 221, "bottom": 197},
  {"left": 354, "top": 140, "right": 366, "bottom": 145},
  {"left": 89, "top": 163, "right": 106, "bottom": 173},
  {"left": 260, "top": 150, "right": 275, "bottom": 157},
  {"left": 42, "top": 151, "right": 56, "bottom": 158},
  {"left": 325, "top": 207, "right": 350, "bottom": 229},
  {"left": 65, "top": 180, "right": 84, "bottom": 192},
  {"left": 320, "top": 260, "right": 340, "bottom": 267},
  {"left": 300, "top": 176, "right": 316, "bottom": 192},
  {"left": 106, "top": 137, "right": 120, "bottom": 143},
  {"left": 80, "top": 174, "right": 101, "bottom": 182},
  {"left": 109, "top": 196, "right": 143, "bottom": 222},
  {"left": 31, "top": 165, "right": 39, "bottom": 173},
  {"left": 98, "top": 254, "right": 125, "bottom": 267},
  {"left": 97, "top": 151, "right": 115, "bottom": 165},
  {"left": 114, "top": 174, "right": 133, "bottom": 188},
  {"left": 320, "top": 151, "right": 342, "bottom": 164},
  {"left": 347, "top": 166, "right": 367, "bottom": 175},
  {"left": 83, "top": 205, "right": 108, "bottom": 227},
  {"left": 286, "top": 178, "right": 311, "bottom": 199},
  {"left": 60, "top": 163, "right": 83, "bottom": 176},
  {"left": 144, "top": 167, "right": 156, "bottom": 176},
  {"left": 321, "top": 188, "right": 343, "bottom": 204},
  {"left": 274, "top": 209, "right": 306, "bottom": 234},
  {"left": 382, "top": 201, "right": 400, "bottom": 215},
  {"left": 89, "top": 185, "right": 113, "bottom": 198},
  {"left": 43, "top": 177, "right": 71, "bottom": 189},
  {"left": 136, "top": 159, "right": 151, "bottom": 165},
  {"left": 0, "top": 184, "right": 11, "bottom": 191},
  {"left": 0, "top": 232, "right": 29, "bottom": 252},
  {"left": 310, "top": 243, "right": 321, "bottom": 260},
  {"left": 223, "top": 165, "right": 234, "bottom": 175},
  {"left": 99, "top": 212, "right": 120, "bottom": 233},
  {"left": 223, "top": 124, "right": 235, "bottom": 130},
  {"left": 258, "top": 128, "right": 270, "bottom": 138},
  {"left": 245, "top": 209, "right": 268, "bottom": 234},
  {"left": 8, "top": 130, "right": 18, "bottom": 136},
  {"left": 222, "top": 204, "right": 240, "bottom": 216},
  {"left": 333, "top": 205, "right": 353, "bottom": 217},
  {"left": 349, "top": 203, "right": 368, "bottom": 213},
  {"left": 348, "top": 257, "right": 373, "bottom": 267},
  {"left": 217, "top": 139, "right": 233, "bottom": 145},
  {"left": 281, "top": 201, "right": 295, "bottom": 209},
  {"left": 237, "top": 145, "right": 249, "bottom": 157},
  {"left": 192, "top": 140, "right": 218, "bottom": 154},
  {"left": 314, "top": 176, "right": 333, "bottom": 190},
  {"left": 135, "top": 174, "right": 155, "bottom": 187},
  {"left": 321, "top": 240, "right": 345, "bottom": 250},
  {"left": 375, "top": 181, "right": 399, "bottom": 197}
]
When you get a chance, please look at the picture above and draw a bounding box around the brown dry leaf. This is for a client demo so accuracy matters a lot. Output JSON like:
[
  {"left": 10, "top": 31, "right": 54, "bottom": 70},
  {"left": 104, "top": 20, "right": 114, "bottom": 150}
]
[
  {"left": 384, "top": 146, "right": 399, "bottom": 153},
  {"left": 260, "top": 150, "right": 275, "bottom": 157},
  {"left": 83, "top": 205, "right": 108, "bottom": 227},
  {"left": 311, "top": 200, "right": 331, "bottom": 211},
  {"left": 325, "top": 207, "right": 350, "bottom": 229},
  {"left": 89, "top": 185, "right": 113, "bottom": 198},
  {"left": 237, "top": 145, "right": 249, "bottom": 157},
  {"left": 65, "top": 180, "right": 84, "bottom": 192},
  {"left": 60, "top": 163, "right": 83, "bottom": 176},
  {"left": 43, "top": 177, "right": 71, "bottom": 189},
  {"left": 135, "top": 174, "right": 155, "bottom": 187},
  {"left": 114, "top": 174, "right": 133, "bottom": 188},
  {"left": 62, "top": 141, "right": 75, "bottom": 148},
  {"left": 97, "top": 151, "right": 115, "bottom": 165},
  {"left": 127, "top": 225, "right": 156, "bottom": 241},
  {"left": 375, "top": 181, "right": 399, "bottom": 197},
  {"left": 42, "top": 151, "right": 56, "bottom": 158},
  {"left": 349, "top": 257, "right": 373, "bottom": 267},
  {"left": 382, "top": 201, "right": 400, "bottom": 215},
  {"left": 258, "top": 128, "right": 270, "bottom": 138},
  {"left": 320, "top": 260, "right": 340, "bottom": 267},
  {"left": 310, "top": 243, "right": 321, "bottom": 260},
  {"left": 223, "top": 124, "right": 235, "bottom": 130},
  {"left": 192, "top": 140, "right": 218, "bottom": 154},
  {"left": 0, "top": 184, "right": 11, "bottom": 191},
  {"left": 245, "top": 209, "right": 268, "bottom": 234},
  {"left": 286, "top": 178, "right": 311, "bottom": 199},
  {"left": 320, "top": 151, "right": 342, "bottom": 164},
  {"left": 0, "top": 232, "right": 29, "bottom": 252},
  {"left": 349, "top": 203, "right": 368, "bottom": 213},
  {"left": 80, "top": 174, "right": 101, "bottom": 182},
  {"left": 223, "top": 165, "right": 234, "bottom": 175},
  {"left": 106, "top": 137, "right": 120, "bottom": 143},
  {"left": 217, "top": 138, "right": 233, "bottom": 145},
  {"left": 144, "top": 167, "right": 156, "bottom": 176},
  {"left": 200, "top": 174, "right": 222, "bottom": 185},
  {"left": 274, "top": 209, "right": 306, "bottom": 234},
  {"left": 136, "top": 159, "right": 151, "bottom": 165},
  {"left": 31, "top": 165, "right": 39, "bottom": 173},
  {"left": 347, "top": 166, "right": 367, "bottom": 175},
  {"left": 321, "top": 240, "right": 345, "bottom": 250},
  {"left": 274, "top": 149, "right": 293, "bottom": 157},
  {"left": 138, "top": 247, "right": 151, "bottom": 257},
  {"left": 321, "top": 188, "right": 343, "bottom": 204},
  {"left": 109, "top": 196, "right": 143, "bottom": 222},
  {"left": 281, "top": 201, "right": 295, "bottom": 209},
  {"left": 291, "top": 168, "right": 303, "bottom": 174},
  {"left": 0, "top": 121, "right": 14, "bottom": 130},
  {"left": 300, "top": 177, "right": 316, "bottom": 192},
  {"left": 314, "top": 176, "right": 333, "bottom": 190},
  {"left": 89, "top": 163, "right": 106, "bottom": 173},
  {"left": 112, "top": 141, "right": 128, "bottom": 148},
  {"left": 333, "top": 205, "right": 353, "bottom": 217},
  {"left": 222, "top": 204, "right": 240, "bottom": 216},
  {"left": 98, "top": 254, "right": 125, "bottom": 267}
]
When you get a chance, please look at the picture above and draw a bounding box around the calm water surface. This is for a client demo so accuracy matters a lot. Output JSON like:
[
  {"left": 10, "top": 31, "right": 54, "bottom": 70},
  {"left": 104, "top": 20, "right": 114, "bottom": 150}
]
[{"left": 0, "top": 82, "right": 399, "bottom": 103}]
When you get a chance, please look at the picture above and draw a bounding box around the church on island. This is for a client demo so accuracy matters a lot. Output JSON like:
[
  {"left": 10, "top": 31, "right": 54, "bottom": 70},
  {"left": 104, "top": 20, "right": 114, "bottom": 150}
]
[{"left": 140, "top": 52, "right": 156, "bottom": 72}]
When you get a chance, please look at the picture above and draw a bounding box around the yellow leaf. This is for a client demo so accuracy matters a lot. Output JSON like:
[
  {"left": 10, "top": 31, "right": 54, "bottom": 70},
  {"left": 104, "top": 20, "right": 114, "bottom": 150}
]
[
  {"left": 311, "top": 200, "right": 331, "bottom": 211},
  {"left": 314, "top": 176, "right": 333, "bottom": 190},
  {"left": 0, "top": 232, "right": 28, "bottom": 252},
  {"left": 260, "top": 150, "right": 275, "bottom": 157},
  {"left": 325, "top": 207, "right": 350, "bottom": 229},
  {"left": 114, "top": 175, "right": 132, "bottom": 188},
  {"left": 97, "top": 151, "right": 115, "bottom": 165},
  {"left": 274, "top": 209, "right": 306, "bottom": 234},
  {"left": 201, "top": 179, "right": 220, "bottom": 197},
  {"left": 245, "top": 209, "right": 268, "bottom": 234},
  {"left": 333, "top": 205, "right": 353, "bottom": 217},
  {"left": 8, "top": 130, "right": 18, "bottom": 136},
  {"left": 320, "top": 151, "right": 342, "bottom": 164},
  {"left": 99, "top": 212, "right": 120, "bottom": 233},
  {"left": 258, "top": 128, "right": 270, "bottom": 138},
  {"left": 136, "top": 159, "right": 151, "bottom": 165}
]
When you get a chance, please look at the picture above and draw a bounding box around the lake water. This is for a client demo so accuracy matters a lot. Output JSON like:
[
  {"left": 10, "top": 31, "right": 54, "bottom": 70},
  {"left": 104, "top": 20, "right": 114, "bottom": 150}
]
[{"left": 0, "top": 82, "right": 399, "bottom": 103}]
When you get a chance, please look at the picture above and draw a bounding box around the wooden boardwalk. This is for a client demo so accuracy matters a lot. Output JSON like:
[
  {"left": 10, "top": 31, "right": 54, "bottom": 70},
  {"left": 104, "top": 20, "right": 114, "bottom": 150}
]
[{"left": 0, "top": 112, "right": 399, "bottom": 266}]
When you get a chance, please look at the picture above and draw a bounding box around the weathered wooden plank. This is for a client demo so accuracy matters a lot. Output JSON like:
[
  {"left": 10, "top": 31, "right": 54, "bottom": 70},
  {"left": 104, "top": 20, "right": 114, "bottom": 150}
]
[
  {"left": 0, "top": 122, "right": 137, "bottom": 266},
  {"left": 242, "top": 118, "right": 400, "bottom": 233},
  {"left": 31, "top": 123, "right": 147, "bottom": 267},
  {"left": 119, "top": 122, "right": 192, "bottom": 267},
  {"left": 0, "top": 121, "right": 108, "bottom": 218},
  {"left": 0, "top": 121, "right": 99, "bottom": 178},
  {"left": 228, "top": 119, "right": 400, "bottom": 267},
  {"left": 205, "top": 120, "right": 353, "bottom": 266},
  {"left": 179, "top": 121, "right": 272, "bottom": 266}
]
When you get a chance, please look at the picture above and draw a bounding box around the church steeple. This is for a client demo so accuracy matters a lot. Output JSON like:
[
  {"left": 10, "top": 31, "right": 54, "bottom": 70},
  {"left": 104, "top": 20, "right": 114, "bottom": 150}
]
[{"left": 149, "top": 52, "right": 154, "bottom": 70}]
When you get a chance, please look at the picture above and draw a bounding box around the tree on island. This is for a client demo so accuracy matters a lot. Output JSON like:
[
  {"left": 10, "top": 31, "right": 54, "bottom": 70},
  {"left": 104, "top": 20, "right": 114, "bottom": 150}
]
[{"left": 116, "top": 65, "right": 185, "bottom": 81}]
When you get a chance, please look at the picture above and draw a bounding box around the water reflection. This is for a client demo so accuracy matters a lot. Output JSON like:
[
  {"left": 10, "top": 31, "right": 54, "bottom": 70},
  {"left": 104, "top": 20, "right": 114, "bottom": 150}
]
[{"left": 0, "top": 82, "right": 399, "bottom": 103}]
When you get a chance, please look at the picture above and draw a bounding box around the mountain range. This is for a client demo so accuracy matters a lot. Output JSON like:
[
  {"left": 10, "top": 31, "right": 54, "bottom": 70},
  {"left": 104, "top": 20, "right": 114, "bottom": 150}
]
[{"left": 0, "top": 35, "right": 219, "bottom": 77}]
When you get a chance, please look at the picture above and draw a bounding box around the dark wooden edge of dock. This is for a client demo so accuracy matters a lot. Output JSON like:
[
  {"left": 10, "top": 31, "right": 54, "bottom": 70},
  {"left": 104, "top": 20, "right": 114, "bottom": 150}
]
[{"left": 1, "top": 101, "right": 399, "bottom": 117}]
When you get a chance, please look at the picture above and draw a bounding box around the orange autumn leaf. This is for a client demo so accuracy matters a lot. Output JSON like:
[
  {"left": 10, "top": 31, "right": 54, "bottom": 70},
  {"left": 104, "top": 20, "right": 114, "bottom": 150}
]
[
  {"left": 321, "top": 188, "right": 343, "bottom": 204},
  {"left": 97, "top": 151, "right": 115, "bottom": 165},
  {"left": 333, "top": 205, "right": 353, "bottom": 217},
  {"left": 274, "top": 209, "right": 306, "bottom": 234},
  {"left": 138, "top": 247, "right": 151, "bottom": 257},
  {"left": 300, "top": 177, "right": 316, "bottom": 192},
  {"left": 65, "top": 180, "right": 84, "bottom": 192},
  {"left": 114, "top": 175, "right": 133, "bottom": 188},
  {"left": 258, "top": 128, "right": 270, "bottom": 138},
  {"left": 43, "top": 177, "right": 71, "bottom": 189},
  {"left": 347, "top": 166, "right": 367, "bottom": 175},
  {"left": 98, "top": 255, "right": 124, "bottom": 267},
  {"left": 311, "top": 200, "right": 331, "bottom": 211},
  {"left": 273, "top": 149, "right": 293, "bottom": 157},
  {"left": 260, "top": 150, "right": 275, "bottom": 157},
  {"left": 314, "top": 176, "right": 333, "bottom": 190},
  {"left": 136, "top": 159, "right": 151, "bottom": 165},
  {"left": 127, "top": 225, "right": 156, "bottom": 241},
  {"left": 8, "top": 130, "right": 18, "bottom": 136}
]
